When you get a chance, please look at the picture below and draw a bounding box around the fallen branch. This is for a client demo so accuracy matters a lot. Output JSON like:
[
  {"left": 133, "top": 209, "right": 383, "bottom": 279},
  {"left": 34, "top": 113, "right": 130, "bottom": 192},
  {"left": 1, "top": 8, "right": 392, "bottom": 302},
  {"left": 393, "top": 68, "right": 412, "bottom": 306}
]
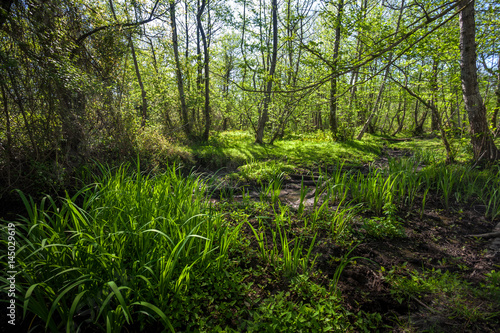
[{"left": 466, "top": 231, "right": 500, "bottom": 239}]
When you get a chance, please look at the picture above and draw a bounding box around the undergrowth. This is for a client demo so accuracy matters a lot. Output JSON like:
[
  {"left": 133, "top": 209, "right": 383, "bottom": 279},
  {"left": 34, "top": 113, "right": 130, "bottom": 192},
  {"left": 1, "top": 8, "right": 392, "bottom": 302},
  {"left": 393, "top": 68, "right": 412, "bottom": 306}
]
[{"left": 2, "top": 135, "right": 500, "bottom": 332}]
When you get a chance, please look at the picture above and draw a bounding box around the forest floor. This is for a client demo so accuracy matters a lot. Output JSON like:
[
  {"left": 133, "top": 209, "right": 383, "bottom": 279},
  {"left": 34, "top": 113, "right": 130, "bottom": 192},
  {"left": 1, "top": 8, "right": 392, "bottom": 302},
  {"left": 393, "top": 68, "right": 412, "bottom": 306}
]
[
  {"left": 2, "top": 134, "right": 500, "bottom": 332},
  {"left": 206, "top": 145, "right": 500, "bottom": 332}
]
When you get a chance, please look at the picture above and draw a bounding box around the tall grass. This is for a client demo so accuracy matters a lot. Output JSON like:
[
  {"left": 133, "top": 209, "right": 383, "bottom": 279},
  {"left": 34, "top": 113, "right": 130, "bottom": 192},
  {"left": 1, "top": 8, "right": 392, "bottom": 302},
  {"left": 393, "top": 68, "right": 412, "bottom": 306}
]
[
  {"left": 388, "top": 157, "right": 421, "bottom": 212},
  {"left": 1, "top": 163, "right": 240, "bottom": 332},
  {"left": 350, "top": 169, "right": 396, "bottom": 216},
  {"left": 330, "top": 199, "right": 360, "bottom": 242},
  {"left": 318, "top": 161, "right": 349, "bottom": 203},
  {"left": 247, "top": 217, "right": 318, "bottom": 278}
]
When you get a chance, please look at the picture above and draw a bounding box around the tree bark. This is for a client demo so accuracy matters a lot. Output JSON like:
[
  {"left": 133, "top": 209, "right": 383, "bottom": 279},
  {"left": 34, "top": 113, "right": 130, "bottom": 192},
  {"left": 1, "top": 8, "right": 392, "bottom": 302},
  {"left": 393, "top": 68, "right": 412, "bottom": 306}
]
[
  {"left": 392, "top": 94, "right": 407, "bottom": 136},
  {"left": 457, "top": 0, "right": 498, "bottom": 160},
  {"left": 430, "top": 61, "right": 439, "bottom": 133},
  {"left": 255, "top": 0, "right": 278, "bottom": 144},
  {"left": 492, "top": 55, "right": 500, "bottom": 136},
  {"left": 329, "top": 0, "right": 344, "bottom": 139}
]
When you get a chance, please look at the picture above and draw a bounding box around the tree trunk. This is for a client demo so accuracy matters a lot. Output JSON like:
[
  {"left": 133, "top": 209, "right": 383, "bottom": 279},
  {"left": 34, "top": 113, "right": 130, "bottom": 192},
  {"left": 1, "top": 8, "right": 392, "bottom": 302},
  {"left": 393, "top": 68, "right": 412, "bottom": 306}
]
[
  {"left": 430, "top": 59, "right": 439, "bottom": 134},
  {"left": 357, "top": 0, "right": 405, "bottom": 140},
  {"left": 329, "top": 0, "right": 344, "bottom": 139},
  {"left": 457, "top": 0, "right": 498, "bottom": 160},
  {"left": 170, "top": 1, "right": 192, "bottom": 139},
  {"left": 392, "top": 94, "right": 407, "bottom": 136},
  {"left": 197, "top": 0, "right": 210, "bottom": 141},
  {"left": 492, "top": 55, "right": 500, "bottom": 136},
  {"left": 130, "top": 36, "right": 148, "bottom": 128},
  {"left": 255, "top": 0, "right": 278, "bottom": 144}
]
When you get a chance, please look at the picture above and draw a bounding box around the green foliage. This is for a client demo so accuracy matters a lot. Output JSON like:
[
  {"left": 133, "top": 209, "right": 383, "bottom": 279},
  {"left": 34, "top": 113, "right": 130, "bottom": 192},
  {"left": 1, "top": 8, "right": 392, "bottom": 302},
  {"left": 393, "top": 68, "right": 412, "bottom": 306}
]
[
  {"left": 194, "top": 131, "right": 381, "bottom": 178},
  {"left": 386, "top": 265, "right": 463, "bottom": 299},
  {"left": 482, "top": 270, "right": 500, "bottom": 298},
  {"left": 329, "top": 200, "right": 359, "bottom": 242},
  {"left": 243, "top": 281, "right": 365, "bottom": 332},
  {"left": 133, "top": 127, "right": 195, "bottom": 171},
  {"left": 362, "top": 203, "right": 406, "bottom": 239},
  {"left": 387, "top": 157, "right": 421, "bottom": 212},
  {"left": 246, "top": 216, "right": 318, "bottom": 279},
  {"left": 350, "top": 169, "right": 396, "bottom": 216},
  {"left": 384, "top": 265, "right": 500, "bottom": 324},
  {"left": 1, "top": 163, "right": 240, "bottom": 331},
  {"left": 240, "top": 160, "right": 294, "bottom": 184}
]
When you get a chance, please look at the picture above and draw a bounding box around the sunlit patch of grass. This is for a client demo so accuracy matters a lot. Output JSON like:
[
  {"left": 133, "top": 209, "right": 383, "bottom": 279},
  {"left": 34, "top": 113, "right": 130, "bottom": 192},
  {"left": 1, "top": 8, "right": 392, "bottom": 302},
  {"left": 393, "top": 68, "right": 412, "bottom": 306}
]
[
  {"left": 191, "top": 131, "right": 382, "bottom": 172},
  {"left": 387, "top": 135, "right": 484, "bottom": 163},
  {"left": 274, "top": 134, "right": 380, "bottom": 167},
  {"left": 238, "top": 160, "right": 295, "bottom": 183},
  {"left": 134, "top": 126, "right": 196, "bottom": 170}
]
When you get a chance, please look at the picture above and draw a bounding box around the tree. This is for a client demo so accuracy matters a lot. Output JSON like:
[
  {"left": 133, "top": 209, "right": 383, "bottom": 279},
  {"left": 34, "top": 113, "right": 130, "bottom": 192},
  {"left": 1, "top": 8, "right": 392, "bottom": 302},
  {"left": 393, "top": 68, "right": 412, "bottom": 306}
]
[
  {"left": 329, "top": 0, "right": 344, "bottom": 140},
  {"left": 170, "top": 0, "right": 192, "bottom": 139},
  {"left": 197, "top": 0, "right": 211, "bottom": 141},
  {"left": 457, "top": 0, "right": 498, "bottom": 160},
  {"left": 357, "top": 0, "right": 406, "bottom": 140},
  {"left": 255, "top": 0, "right": 278, "bottom": 144}
]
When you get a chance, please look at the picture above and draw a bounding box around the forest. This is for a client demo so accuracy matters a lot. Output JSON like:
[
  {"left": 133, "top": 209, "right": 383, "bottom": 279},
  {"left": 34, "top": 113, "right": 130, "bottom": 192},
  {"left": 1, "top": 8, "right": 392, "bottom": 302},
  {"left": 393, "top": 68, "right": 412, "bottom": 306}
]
[{"left": 1, "top": 0, "right": 500, "bottom": 332}]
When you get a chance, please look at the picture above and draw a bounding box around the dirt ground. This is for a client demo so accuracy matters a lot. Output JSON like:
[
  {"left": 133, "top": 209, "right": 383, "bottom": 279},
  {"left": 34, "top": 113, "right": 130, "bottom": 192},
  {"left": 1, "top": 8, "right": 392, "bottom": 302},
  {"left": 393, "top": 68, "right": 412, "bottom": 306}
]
[{"left": 229, "top": 148, "right": 500, "bottom": 332}]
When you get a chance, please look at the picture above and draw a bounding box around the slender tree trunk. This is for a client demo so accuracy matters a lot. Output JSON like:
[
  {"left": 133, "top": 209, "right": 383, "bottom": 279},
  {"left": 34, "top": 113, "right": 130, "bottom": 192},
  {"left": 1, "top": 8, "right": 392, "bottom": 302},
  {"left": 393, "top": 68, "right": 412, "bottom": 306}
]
[
  {"left": 457, "top": 0, "right": 498, "bottom": 160},
  {"left": 388, "top": 97, "right": 401, "bottom": 134},
  {"left": 129, "top": 36, "right": 148, "bottom": 128},
  {"left": 357, "top": 73, "right": 386, "bottom": 140},
  {"left": 148, "top": 38, "right": 158, "bottom": 74},
  {"left": 170, "top": 1, "right": 192, "bottom": 138},
  {"left": 430, "top": 60, "right": 454, "bottom": 162},
  {"left": 330, "top": 0, "right": 344, "bottom": 139},
  {"left": 255, "top": 0, "right": 278, "bottom": 144},
  {"left": 492, "top": 55, "right": 500, "bottom": 136},
  {"left": 392, "top": 95, "right": 407, "bottom": 136},
  {"left": 394, "top": 70, "right": 454, "bottom": 162},
  {"left": 197, "top": 0, "right": 210, "bottom": 141},
  {"left": 430, "top": 61, "right": 439, "bottom": 133},
  {"left": 185, "top": 0, "right": 190, "bottom": 91},
  {"left": 430, "top": 59, "right": 439, "bottom": 134}
]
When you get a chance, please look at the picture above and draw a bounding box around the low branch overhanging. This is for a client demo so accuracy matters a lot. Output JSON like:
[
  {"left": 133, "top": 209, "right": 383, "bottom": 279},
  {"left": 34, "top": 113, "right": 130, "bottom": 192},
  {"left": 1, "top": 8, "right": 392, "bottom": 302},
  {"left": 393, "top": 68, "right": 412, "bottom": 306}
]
[{"left": 75, "top": 0, "right": 162, "bottom": 46}]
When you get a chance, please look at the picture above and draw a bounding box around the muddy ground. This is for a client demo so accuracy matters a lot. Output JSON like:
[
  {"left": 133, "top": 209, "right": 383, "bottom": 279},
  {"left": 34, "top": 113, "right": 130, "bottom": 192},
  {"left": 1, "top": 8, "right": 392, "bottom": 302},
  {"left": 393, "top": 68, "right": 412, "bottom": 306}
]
[{"left": 218, "top": 148, "right": 500, "bottom": 332}]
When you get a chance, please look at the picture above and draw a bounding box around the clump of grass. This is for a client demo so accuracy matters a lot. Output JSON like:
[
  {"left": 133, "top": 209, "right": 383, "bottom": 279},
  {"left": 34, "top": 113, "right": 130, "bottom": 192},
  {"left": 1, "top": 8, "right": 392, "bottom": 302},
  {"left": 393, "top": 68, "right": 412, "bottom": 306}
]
[
  {"left": 387, "top": 157, "right": 421, "bottom": 212},
  {"left": 1, "top": 163, "right": 240, "bottom": 332},
  {"left": 239, "top": 160, "right": 294, "bottom": 183},
  {"left": 350, "top": 169, "right": 396, "bottom": 216},
  {"left": 330, "top": 200, "right": 360, "bottom": 242}
]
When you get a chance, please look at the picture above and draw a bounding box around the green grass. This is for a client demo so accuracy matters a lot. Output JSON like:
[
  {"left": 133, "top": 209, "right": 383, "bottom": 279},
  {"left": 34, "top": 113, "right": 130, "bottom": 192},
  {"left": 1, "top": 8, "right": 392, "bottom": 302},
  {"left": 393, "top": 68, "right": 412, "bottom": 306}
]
[
  {"left": 191, "top": 131, "right": 382, "bottom": 181},
  {"left": 1, "top": 163, "right": 240, "bottom": 332},
  {"left": 3, "top": 132, "right": 500, "bottom": 332},
  {"left": 384, "top": 265, "right": 500, "bottom": 326}
]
